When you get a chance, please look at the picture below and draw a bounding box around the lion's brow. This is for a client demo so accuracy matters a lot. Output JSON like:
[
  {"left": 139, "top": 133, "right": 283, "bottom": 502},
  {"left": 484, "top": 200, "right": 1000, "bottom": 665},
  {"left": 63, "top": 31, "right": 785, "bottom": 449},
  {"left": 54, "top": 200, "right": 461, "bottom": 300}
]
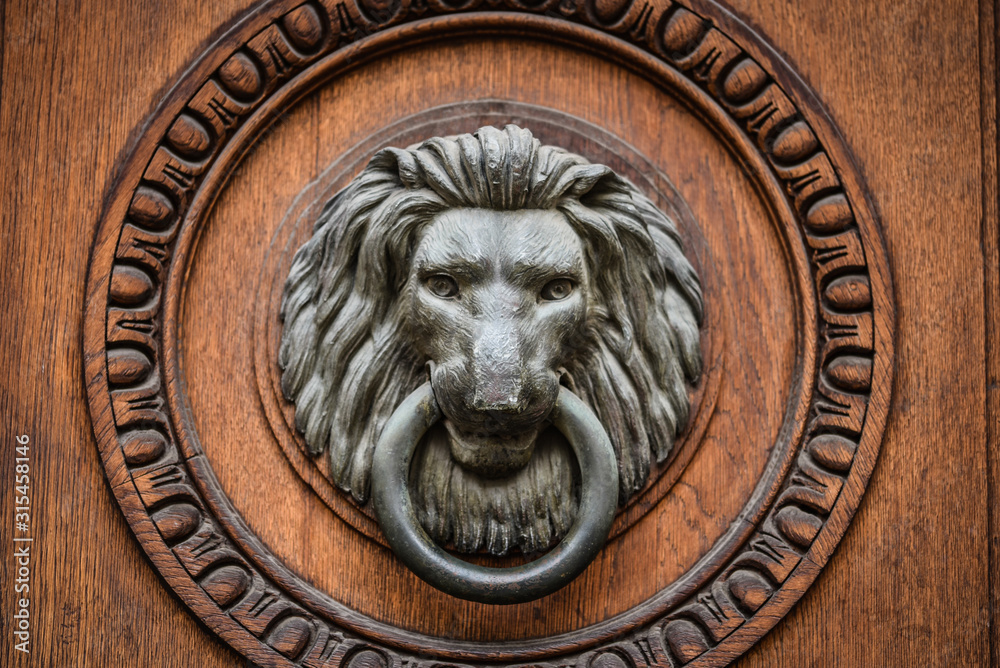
[
  {"left": 508, "top": 258, "right": 582, "bottom": 285},
  {"left": 508, "top": 238, "right": 584, "bottom": 277},
  {"left": 413, "top": 252, "right": 492, "bottom": 281}
]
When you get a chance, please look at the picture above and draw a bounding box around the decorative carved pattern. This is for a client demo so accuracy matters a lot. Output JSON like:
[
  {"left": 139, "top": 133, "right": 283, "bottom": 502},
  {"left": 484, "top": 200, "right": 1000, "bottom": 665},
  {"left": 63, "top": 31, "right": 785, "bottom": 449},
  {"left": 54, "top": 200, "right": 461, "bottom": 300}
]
[{"left": 83, "top": 0, "right": 893, "bottom": 666}]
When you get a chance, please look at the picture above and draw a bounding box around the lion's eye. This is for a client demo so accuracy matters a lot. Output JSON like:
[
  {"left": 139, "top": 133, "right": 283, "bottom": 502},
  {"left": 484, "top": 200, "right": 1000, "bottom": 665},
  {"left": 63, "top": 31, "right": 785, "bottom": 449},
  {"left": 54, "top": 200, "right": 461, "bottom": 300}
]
[
  {"left": 540, "top": 278, "right": 574, "bottom": 301},
  {"left": 426, "top": 275, "right": 459, "bottom": 298}
]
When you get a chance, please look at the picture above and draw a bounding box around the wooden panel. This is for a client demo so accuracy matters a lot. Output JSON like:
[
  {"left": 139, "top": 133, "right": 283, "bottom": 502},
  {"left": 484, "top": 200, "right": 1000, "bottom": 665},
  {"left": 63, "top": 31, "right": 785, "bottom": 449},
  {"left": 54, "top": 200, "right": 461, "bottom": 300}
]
[
  {"left": 0, "top": 0, "right": 994, "bottom": 666},
  {"left": 735, "top": 0, "right": 996, "bottom": 665},
  {"left": 0, "top": 2, "right": 249, "bottom": 665}
]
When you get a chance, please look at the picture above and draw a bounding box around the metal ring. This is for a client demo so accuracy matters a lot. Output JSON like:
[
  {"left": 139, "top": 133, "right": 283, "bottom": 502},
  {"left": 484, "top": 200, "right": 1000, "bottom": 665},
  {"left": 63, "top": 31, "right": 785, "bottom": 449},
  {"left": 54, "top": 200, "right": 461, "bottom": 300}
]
[{"left": 371, "top": 382, "right": 619, "bottom": 605}]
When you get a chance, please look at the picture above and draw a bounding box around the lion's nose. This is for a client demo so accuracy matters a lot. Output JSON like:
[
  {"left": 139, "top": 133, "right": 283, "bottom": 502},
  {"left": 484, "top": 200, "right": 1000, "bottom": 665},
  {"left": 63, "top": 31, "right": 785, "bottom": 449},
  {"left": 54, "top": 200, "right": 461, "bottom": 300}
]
[
  {"left": 472, "top": 371, "right": 523, "bottom": 413},
  {"left": 471, "top": 320, "right": 525, "bottom": 414}
]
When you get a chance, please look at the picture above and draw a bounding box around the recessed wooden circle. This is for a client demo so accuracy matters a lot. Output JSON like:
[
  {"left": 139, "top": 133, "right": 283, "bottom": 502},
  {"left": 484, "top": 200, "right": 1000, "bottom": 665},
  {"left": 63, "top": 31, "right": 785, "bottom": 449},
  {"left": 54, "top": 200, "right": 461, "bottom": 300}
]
[
  {"left": 83, "top": 2, "right": 894, "bottom": 667},
  {"left": 251, "top": 99, "right": 726, "bottom": 549}
]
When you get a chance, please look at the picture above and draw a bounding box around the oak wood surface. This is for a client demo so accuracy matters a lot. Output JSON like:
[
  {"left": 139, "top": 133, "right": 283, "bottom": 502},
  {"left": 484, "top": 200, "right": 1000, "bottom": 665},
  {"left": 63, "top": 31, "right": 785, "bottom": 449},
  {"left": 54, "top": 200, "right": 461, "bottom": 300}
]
[{"left": 0, "top": 0, "right": 995, "bottom": 666}]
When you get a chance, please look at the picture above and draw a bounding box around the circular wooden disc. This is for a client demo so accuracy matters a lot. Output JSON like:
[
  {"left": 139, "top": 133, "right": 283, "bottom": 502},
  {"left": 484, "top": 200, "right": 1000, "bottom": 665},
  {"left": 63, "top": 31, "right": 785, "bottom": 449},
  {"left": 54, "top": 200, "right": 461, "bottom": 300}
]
[
  {"left": 83, "top": 1, "right": 894, "bottom": 666},
  {"left": 252, "top": 99, "right": 726, "bottom": 549}
]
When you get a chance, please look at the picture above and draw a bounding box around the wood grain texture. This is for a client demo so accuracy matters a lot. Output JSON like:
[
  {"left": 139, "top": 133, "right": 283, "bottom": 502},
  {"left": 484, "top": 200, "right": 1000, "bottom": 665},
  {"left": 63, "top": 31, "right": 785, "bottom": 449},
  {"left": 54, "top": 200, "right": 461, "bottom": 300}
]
[
  {"left": 0, "top": 0, "right": 993, "bottom": 667},
  {"left": 733, "top": 0, "right": 997, "bottom": 665},
  {"left": 0, "top": 2, "right": 251, "bottom": 666},
  {"left": 979, "top": 1, "right": 999, "bottom": 666}
]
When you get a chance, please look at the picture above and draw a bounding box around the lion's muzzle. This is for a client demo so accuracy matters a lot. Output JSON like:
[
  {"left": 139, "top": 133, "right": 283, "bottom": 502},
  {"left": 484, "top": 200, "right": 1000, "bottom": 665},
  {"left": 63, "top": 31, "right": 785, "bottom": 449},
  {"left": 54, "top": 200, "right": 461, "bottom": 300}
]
[{"left": 430, "top": 347, "right": 560, "bottom": 478}]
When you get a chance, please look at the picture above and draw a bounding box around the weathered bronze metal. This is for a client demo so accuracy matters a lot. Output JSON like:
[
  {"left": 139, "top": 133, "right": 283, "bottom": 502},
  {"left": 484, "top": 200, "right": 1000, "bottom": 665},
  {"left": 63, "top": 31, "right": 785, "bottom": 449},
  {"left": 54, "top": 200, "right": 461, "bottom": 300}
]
[
  {"left": 371, "top": 383, "right": 618, "bottom": 604},
  {"left": 279, "top": 124, "right": 703, "bottom": 599}
]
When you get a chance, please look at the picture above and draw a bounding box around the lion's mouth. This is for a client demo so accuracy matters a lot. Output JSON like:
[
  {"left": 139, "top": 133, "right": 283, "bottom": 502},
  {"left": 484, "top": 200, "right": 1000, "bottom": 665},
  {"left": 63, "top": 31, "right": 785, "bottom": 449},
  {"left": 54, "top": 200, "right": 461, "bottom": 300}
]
[{"left": 443, "top": 420, "right": 540, "bottom": 479}]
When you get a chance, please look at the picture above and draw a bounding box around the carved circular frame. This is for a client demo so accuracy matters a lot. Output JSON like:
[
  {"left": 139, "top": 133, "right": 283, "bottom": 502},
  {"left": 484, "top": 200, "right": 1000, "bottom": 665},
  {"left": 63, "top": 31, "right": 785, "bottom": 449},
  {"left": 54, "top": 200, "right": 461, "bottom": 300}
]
[{"left": 83, "top": 1, "right": 894, "bottom": 667}]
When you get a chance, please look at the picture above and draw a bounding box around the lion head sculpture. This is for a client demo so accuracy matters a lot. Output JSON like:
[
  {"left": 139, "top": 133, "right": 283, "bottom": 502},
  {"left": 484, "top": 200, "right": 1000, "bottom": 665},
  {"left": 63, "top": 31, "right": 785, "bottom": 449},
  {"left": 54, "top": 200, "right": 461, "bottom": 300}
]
[{"left": 279, "top": 125, "right": 703, "bottom": 555}]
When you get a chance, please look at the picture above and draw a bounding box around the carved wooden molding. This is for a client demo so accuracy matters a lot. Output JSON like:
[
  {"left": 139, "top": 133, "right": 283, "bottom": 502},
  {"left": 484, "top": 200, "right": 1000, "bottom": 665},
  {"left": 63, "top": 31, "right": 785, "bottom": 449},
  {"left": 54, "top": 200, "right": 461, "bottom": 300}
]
[{"left": 83, "top": 0, "right": 894, "bottom": 665}]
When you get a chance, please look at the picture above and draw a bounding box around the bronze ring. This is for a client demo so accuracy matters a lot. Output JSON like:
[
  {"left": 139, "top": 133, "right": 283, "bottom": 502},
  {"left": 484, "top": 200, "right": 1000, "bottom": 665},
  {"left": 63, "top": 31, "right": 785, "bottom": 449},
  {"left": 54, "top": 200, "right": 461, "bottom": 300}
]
[{"left": 371, "top": 382, "right": 619, "bottom": 605}]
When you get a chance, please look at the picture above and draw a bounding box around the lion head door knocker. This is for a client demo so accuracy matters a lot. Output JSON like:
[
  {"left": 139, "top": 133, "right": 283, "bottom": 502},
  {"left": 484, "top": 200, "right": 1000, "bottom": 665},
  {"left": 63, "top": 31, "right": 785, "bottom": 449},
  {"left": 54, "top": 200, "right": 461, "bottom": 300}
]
[{"left": 279, "top": 125, "right": 703, "bottom": 604}]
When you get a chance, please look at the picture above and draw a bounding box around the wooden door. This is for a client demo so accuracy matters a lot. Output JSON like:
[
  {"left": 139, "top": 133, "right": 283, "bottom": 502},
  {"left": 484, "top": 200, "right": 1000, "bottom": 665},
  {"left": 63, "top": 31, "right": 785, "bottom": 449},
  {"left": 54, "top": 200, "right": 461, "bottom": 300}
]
[{"left": 1, "top": 0, "right": 996, "bottom": 665}]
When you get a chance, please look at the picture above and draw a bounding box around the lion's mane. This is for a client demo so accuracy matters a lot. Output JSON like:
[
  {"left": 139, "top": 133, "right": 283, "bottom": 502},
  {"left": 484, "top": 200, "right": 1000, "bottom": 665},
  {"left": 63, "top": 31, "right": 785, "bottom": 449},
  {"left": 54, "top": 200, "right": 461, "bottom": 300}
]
[{"left": 280, "top": 125, "right": 703, "bottom": 554}]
